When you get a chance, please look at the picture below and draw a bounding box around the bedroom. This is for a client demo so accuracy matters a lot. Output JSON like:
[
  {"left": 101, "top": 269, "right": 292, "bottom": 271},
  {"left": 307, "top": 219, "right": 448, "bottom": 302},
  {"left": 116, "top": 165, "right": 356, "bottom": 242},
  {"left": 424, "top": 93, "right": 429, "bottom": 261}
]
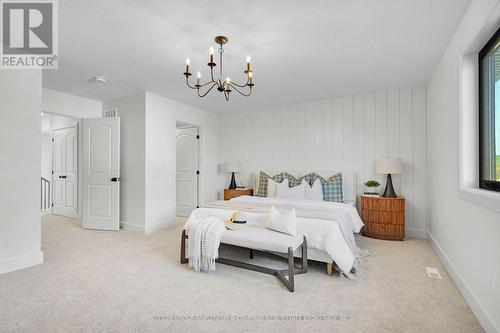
[{"left": 0, "top": 0, "right": 499, "bottom": 332}]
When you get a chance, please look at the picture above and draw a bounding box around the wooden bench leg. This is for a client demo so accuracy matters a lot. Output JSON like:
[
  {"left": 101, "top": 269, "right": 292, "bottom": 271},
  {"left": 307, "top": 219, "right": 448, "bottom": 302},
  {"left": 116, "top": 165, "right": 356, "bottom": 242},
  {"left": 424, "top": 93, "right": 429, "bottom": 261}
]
[
  {"left": 180, "top": 230, "right": 188, "bottom": 264},
  {"left": 326, "top": 262, "right": 333, "bottom": 276}
]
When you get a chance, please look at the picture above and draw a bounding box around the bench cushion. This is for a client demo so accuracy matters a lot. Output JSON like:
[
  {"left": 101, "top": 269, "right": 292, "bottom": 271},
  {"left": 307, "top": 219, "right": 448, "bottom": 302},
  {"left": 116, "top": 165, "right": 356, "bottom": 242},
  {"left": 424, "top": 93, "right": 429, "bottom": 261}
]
[{"left": 221, "top": 225, "right": 302, "bottom": 253}]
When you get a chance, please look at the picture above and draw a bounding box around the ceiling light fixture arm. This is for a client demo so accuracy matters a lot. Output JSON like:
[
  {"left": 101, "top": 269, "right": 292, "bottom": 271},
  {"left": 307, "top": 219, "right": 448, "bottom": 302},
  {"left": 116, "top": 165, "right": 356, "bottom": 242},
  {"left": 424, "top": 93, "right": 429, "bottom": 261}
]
[{"left": 183, "top": 35, "right": 254, "bottom": 101}]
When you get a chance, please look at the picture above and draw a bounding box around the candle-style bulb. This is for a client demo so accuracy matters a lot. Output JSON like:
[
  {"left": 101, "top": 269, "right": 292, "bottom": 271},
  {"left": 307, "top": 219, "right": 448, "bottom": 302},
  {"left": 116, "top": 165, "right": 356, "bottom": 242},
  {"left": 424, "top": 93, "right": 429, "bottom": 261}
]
[
  {"left": 248, "top": 72, "right": 253, "bottom": 78},
  {"left": 226, "top": 77, "right": 230, "bottom": 83},
  {"left": 186, "top": 58, "right": 191, "bottom": 65},
  {"left": 209, "top": 47, "right": 215, "bottom": 64},
  {"left": 246, "top": 56, "right": 251, "bottom": 72},
  {"left": 196, "top": 72, "right": 201, "bottom": 86}
]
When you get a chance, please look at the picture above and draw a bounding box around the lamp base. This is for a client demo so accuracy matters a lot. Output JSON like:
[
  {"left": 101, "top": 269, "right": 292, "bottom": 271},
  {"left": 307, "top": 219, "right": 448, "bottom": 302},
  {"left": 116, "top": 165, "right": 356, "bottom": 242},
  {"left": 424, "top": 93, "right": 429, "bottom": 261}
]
[
  {"left": 381, "top": 174, "right": 397, "bottom": 198},
  {"left": 228, "top": 172, "right": 237, "bottom": 189}
]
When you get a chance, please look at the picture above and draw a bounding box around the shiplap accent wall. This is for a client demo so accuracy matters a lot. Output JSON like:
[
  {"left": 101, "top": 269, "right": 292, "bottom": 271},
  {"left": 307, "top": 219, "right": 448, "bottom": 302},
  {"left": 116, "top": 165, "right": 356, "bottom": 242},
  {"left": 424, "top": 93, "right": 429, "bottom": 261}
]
[{"left": 220, "top": 86, "right": 427, "bottom": 237}]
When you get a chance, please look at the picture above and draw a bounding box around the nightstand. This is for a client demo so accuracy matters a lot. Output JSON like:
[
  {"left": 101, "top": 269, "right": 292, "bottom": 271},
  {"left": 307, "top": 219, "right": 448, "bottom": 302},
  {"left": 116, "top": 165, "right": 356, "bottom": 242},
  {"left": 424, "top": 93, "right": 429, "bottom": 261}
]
[
  {"left": 224, "top": 188, "right": 253, "bottom": 200},
  {"left": 361, "top": 195, "right": 405, "bottom": 241}
]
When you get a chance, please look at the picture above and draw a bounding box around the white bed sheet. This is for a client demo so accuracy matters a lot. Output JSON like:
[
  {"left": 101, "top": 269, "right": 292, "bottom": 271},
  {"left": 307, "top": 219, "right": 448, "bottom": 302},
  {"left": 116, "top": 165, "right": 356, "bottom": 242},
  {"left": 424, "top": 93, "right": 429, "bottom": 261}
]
[{"left": 231, "top": 196, "right": 364, "bottom": 233}]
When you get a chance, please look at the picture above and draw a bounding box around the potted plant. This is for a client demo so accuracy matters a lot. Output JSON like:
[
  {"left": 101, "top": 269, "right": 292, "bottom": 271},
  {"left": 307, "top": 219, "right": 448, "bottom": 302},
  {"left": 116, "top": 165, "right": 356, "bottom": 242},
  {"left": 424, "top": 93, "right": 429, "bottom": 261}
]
[{"left": 364, "top": 180, "right": 381, "bottom": 195}]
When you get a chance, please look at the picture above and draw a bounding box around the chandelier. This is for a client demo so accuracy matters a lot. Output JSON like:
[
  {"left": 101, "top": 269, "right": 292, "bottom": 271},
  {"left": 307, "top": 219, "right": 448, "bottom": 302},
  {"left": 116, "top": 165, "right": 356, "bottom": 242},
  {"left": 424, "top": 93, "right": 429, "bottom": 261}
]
[{"left": 183, "top": 36, "right": 254, "bottom": 101}]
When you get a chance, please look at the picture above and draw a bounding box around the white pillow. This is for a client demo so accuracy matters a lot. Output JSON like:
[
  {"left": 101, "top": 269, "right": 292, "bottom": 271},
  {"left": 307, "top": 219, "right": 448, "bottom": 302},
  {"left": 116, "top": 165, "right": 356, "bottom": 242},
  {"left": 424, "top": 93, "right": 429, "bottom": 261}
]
[
  {"left": 266, "top": 206, "right": 297, "bottom": 236},
  {"left": 306, "top": 178, "right": 324, "bottom": 201},
  {"left": 275, "top": 179, "right": 306, "bottom": 200},
  {"left": 267, "top": 177, "right": 280, "bottom": 197}
]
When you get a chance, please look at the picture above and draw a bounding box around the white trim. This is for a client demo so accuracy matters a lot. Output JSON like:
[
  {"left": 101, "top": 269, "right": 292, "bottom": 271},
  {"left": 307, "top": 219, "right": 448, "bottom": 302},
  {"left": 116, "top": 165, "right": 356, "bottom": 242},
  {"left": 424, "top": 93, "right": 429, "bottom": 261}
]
[
  {"left": 120, "top": 221, "right": 175, "bottom": 234},
  {"left": 0, "top": 251, "right": 44, "bottom": 275},
  {"left": 458, "top": 5, "right": 500, "bottom": 214},
  {"left": 405, "top": 227, "right": 427, "bottom": 239},
  {"left": 120, "top": 221, "right": 145, "bottom": 233},
  {"left": 428, "top": 232, "right": 498, "bottom": 333},
  {"left": 145, "top": 221, "right": 174, "bottom": 235},
  {"left": 459, "top": 187, "right": 500, "bottom": 214}
]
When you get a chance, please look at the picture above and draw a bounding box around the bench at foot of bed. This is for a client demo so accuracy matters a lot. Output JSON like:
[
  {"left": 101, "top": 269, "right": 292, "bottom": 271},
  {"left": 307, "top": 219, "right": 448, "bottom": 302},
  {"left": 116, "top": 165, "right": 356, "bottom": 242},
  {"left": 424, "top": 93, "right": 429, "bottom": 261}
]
[{"left": 180, "top": 229, "right": 308, "bottom": 292}]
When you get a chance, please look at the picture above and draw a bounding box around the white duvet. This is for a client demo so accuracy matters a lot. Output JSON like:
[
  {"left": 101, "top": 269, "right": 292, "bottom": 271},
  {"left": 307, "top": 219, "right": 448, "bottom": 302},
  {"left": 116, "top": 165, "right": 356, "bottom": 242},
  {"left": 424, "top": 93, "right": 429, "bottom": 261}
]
[{"left": 185, "top": 196, "right": 364, "bottom": 275}]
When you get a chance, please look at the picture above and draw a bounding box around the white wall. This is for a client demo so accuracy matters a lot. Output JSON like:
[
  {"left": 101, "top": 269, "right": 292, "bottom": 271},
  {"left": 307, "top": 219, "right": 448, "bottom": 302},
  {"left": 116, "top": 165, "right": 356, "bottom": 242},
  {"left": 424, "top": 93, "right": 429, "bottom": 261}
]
[
  {"left": 0, "top": 70, "right": 44, "bottom": 274},
  {"left": 220, "top": 87, "right": 427, "bottom": 237},
  {"left": 145, "top": 92, "right": 221, "bottom": 233},
  {"left": 104, "top": 92, "right": 220, "bottom": 233},
  {"left": 103, "top": 93, "right": 146, "bottom": 232},
  {"left": 41, "top": 133, "right": 52, "bottom": 181},
  {"left": 42, "top": 89, "right": 102, "bottom": 118},
  {"left": 427, "top": 0, "right": 500, "bottom": 332}
]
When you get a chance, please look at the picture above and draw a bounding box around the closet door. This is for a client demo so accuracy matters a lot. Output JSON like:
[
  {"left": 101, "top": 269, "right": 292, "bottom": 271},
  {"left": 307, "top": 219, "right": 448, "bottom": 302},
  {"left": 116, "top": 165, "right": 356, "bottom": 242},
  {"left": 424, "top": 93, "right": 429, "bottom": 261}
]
[
  {"left": 52, "top": 126, "right": 78, "bottom": 218},
  {"left": 82, "top": 118, "right": 120, "bottom": 230},
  {"left": 176, "top": 127, "right": 199, "bottom": 216}
]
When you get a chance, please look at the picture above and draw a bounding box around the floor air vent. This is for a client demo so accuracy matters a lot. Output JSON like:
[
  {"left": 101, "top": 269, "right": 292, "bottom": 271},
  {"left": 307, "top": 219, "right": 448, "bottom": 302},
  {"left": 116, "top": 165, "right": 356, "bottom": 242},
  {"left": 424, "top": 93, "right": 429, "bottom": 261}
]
[{"left": 425, "top": 267, "right": 442, "bottom": 279}]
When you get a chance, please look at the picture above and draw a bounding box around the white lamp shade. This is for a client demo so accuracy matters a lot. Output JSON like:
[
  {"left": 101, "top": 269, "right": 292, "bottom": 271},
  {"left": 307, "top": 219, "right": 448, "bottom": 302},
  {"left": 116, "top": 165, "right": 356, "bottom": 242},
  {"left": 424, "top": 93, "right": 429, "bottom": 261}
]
[
  {"left": 224, "top": 161, "right": 240, "bottom": 173},
  {"left": 376, "top": 158, "right": 403, "bottom": 175}
]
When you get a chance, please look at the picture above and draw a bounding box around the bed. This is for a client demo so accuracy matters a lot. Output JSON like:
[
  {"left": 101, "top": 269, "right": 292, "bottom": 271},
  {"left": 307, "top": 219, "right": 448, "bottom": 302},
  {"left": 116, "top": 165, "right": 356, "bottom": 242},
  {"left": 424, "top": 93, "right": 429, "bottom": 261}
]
[{"left": 183, "top": 171, "right": 364, "bottom": 276}]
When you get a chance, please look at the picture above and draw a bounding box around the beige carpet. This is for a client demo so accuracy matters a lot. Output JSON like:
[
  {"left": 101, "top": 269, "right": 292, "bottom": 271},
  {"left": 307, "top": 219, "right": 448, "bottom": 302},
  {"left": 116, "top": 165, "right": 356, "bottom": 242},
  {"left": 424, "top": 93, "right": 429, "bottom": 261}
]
[{"left": 0, "top": 215, "right": 483, "bottom": 333}]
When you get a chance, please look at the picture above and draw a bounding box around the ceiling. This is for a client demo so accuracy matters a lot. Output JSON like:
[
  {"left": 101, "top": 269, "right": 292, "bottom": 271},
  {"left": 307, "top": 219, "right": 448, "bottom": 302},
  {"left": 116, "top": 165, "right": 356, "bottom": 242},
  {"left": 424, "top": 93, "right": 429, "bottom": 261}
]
[{"left": 43, "top": 0, "right": 471, "bottom": 112}]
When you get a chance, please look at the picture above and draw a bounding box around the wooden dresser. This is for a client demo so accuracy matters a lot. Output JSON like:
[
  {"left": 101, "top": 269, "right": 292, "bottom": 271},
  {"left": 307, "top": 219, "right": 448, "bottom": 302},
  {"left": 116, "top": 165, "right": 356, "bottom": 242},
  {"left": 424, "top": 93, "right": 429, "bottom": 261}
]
[
  {"left": 224, "top": 188, "right": 253, "bottom": 200},
  {"left": 360, "top": 195, "right": 405, "bottom": 241}
]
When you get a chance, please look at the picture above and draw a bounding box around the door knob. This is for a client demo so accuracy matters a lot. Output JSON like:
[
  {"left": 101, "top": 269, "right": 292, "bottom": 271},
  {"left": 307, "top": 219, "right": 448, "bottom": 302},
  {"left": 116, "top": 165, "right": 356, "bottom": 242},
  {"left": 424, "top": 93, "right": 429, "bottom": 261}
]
[
  {"left": 61, "top": 175, "right": 67, "bottom": 179},
  {"left": 111, "top": 177, "right": 121, "bottom": 182}
]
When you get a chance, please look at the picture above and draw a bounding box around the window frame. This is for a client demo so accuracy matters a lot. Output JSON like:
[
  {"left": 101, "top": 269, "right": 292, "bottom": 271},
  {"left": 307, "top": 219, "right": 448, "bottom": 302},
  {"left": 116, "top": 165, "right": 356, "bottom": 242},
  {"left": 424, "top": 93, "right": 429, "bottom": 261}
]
[{"left": 478, "top": 25, "right": 500, "bottom": 192}]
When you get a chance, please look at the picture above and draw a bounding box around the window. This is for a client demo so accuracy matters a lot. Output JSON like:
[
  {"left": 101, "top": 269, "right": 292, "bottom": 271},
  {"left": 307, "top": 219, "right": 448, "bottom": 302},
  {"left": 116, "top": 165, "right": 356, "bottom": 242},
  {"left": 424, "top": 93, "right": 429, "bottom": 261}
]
[{"left": 479, "top": 27, "right": 500, "bottom": 192}]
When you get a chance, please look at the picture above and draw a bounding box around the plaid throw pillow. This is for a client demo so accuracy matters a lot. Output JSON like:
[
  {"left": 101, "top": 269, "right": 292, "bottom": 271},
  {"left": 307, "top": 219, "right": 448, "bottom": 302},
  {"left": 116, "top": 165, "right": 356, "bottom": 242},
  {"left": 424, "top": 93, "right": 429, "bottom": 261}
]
[
  {"left": 320, "top": 173, "right": 343, "bottom": 202},
  {"left": 256, "top": 172, "right": 285, "bottom": 197},
  {"left": 284, "top": 172, "right": 303, "bottom": 187},
  {"left": 302, "top": 172, "right": 322, "bottom": 186}
]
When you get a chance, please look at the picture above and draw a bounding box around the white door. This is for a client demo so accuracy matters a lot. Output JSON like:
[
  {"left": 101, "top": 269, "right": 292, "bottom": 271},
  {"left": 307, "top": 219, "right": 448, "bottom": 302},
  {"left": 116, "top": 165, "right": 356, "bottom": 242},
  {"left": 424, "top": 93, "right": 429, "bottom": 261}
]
[
  {"left": 52, "top": 126, "right": 78, "bottom": 218},
  {"left": 82, "top": 118, "right": 120, "bottom": 230},
  {"left": 176, "top": 127, "right": 199, "bottom": 216}
]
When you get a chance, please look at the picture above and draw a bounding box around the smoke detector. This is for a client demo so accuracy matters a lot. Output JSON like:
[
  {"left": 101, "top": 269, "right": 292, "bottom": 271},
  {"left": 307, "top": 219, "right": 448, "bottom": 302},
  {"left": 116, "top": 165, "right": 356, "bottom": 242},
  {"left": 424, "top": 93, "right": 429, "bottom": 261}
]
[{"left": 94, "top": 75, "right": 107, "bottom": 83}]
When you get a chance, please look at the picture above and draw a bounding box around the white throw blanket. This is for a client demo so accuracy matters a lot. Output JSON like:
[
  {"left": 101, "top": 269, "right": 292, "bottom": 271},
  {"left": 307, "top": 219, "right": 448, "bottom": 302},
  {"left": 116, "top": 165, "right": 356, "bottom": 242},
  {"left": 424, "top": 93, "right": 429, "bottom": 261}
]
[{"left": 187, "top": 216, "right": 225, "bottom": 272}]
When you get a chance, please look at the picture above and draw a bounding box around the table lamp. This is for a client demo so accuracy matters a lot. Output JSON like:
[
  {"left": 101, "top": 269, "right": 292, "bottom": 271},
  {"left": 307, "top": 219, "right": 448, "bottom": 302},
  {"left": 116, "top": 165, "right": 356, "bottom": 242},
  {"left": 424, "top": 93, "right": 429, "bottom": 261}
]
[
  {"left": 225, "top": 161, "right": 240, "bottom": 189},
  {"left": 376, "top": 158, "right": 403, "bottom": 198}
]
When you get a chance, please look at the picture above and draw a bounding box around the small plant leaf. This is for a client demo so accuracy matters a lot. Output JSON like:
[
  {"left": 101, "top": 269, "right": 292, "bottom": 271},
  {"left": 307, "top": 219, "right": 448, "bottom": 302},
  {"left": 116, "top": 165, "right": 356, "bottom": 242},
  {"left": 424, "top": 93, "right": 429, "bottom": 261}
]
[{"left": 364, "top": 180, "right": 380, "bottom": 187}]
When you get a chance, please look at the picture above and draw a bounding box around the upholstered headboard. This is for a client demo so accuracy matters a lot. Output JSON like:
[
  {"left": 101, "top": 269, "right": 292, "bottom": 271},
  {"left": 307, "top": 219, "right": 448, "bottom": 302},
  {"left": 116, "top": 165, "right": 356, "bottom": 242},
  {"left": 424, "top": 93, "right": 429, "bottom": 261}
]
[{"left": 252, "top": 171, "right": 357, "bottom": 205}]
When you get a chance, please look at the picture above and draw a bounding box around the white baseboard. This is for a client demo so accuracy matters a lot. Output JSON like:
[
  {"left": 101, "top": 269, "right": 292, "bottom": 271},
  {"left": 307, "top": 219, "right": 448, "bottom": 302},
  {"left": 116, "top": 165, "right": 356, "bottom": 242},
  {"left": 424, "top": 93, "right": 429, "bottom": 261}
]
[
  {"left": 0, "top": 251, "right": 44, "bottom": 275},
  {"left": 406, "top": 227, "right": 428, "bottom": 239},
  {"left": 428, "top": 232, "right": 498, "bottom": 333},
  {"left": 145, "top": 221, "right": 175, "bottom": 235},
  {"left": 120, "top": 221, "right": 145, "bottom": 233},
  {"left": 120, "top": 221, "right": 175, "bottom": 234}
]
